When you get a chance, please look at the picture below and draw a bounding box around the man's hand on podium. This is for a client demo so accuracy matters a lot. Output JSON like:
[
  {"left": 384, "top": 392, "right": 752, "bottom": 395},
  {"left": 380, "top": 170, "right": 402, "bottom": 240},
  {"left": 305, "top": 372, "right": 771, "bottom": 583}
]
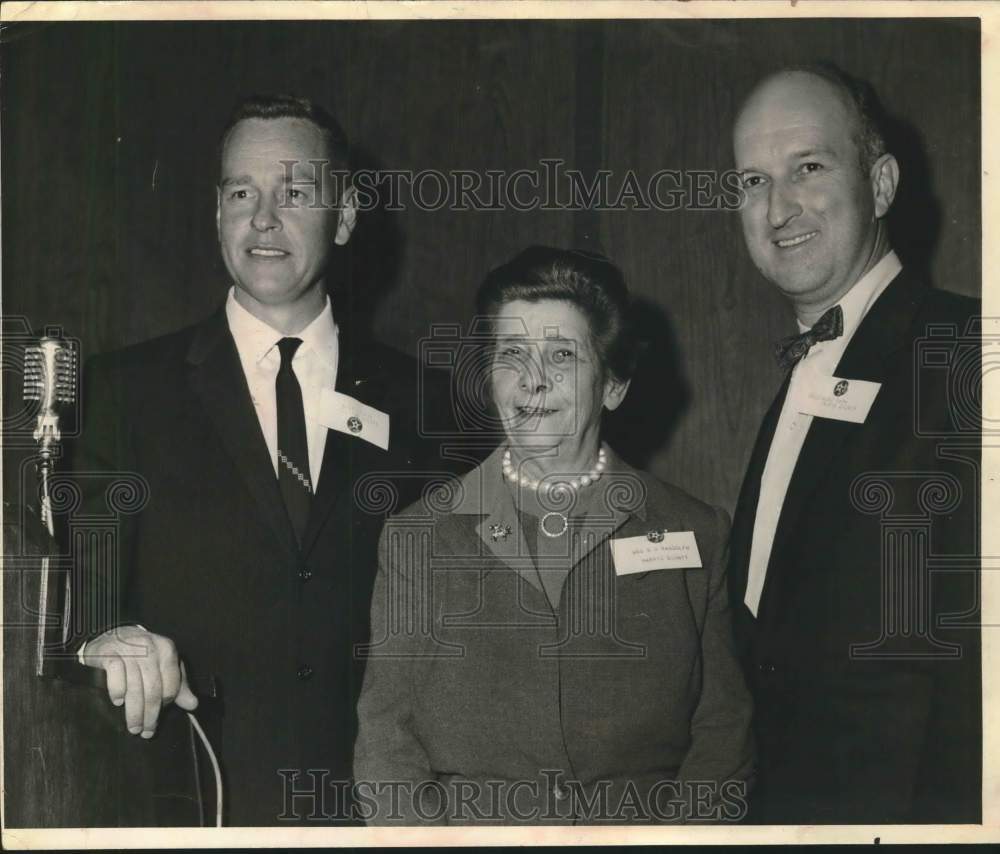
[{"left": 82, "top": 625, "right": 199, "bottom": 738}]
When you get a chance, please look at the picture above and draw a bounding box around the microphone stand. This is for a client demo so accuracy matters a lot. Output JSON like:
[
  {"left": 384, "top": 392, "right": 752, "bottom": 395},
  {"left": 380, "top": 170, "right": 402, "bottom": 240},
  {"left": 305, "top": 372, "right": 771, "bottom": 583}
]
[
  {"left": 24, "top": 336, "right": 75, "bottom": 675},
  {"left": 24, "top": 336, "right": 225, "bottom": 826}
]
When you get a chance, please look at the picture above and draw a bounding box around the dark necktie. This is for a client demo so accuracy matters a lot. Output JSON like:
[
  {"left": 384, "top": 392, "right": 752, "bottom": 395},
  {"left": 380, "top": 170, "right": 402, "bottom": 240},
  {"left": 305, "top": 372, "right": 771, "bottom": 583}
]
[
  {"left": 276, "top": 337, "right": 311, "bottom": 543},
  {"left": 773, "top": 304, "right": 844, "bottom": 370}
]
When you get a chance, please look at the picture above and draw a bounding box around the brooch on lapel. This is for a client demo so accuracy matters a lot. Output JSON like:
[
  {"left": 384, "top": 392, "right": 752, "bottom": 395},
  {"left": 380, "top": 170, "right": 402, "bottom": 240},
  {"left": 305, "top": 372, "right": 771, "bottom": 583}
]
[
  {"left": 646, "top": 529, "right": 667, "bottom": 543},
  {"left": 489, "top": 523, "right": 512, "bottom": 542}
]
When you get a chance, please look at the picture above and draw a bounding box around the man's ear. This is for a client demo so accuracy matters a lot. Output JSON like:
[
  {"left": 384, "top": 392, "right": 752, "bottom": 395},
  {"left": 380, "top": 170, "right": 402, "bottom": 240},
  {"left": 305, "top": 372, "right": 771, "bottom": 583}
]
[
  {"left": 871, "top": 152, "right": 899, "bottom": 219},
  {"left": 603, "top": 376, "right": 631, "bottom": 412},
  {"left": 334, "top": 185, "right": 359, "bottom": 246}
]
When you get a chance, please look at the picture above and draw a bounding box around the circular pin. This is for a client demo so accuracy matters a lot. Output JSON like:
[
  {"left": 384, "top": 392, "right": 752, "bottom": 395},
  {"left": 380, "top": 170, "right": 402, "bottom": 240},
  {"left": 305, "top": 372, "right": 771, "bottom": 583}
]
[
  {"left": 647, "top": 530, "right": 665, "bottom": 543},
  {"left": 541, "top": 511, "right": 568, "bottom": 538},
  {"left": 347, "top": 416, "right": 363, "bottom": 433},
  {"left": 833, "top": 380, "right": 849, "bottom": 397}
]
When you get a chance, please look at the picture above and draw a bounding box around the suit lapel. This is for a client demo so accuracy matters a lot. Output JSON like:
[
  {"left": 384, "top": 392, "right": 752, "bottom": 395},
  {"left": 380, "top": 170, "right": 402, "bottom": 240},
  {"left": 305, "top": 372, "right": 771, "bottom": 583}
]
[
  {"left": 571, "top": 456, "right": 640, "bottom": 571},
  {"left": 185, "top": 309, "right": 298, "bottom": 557},
  {"left": 299, "top": 322, "right": 386, "bottom": 556},
  {"left": 445, "top": 449, "right": 542, "bottom": 591},
  {"left": 729, "top": 372, "right": 791, "bottom": 607},
  {"left": 758, "top": 271, "right": 929, "bottom": 617},
  {"left": 476, "top": 499, "right": 538, "bottom": 591},
  {"left": 454, "top": 451, "right": 539, "bottom": 590}
]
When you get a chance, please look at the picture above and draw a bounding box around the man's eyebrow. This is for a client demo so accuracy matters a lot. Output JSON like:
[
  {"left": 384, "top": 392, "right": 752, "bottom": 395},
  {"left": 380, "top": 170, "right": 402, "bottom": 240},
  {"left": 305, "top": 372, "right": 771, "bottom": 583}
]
[
  {"left": 791, "top": 146, "right": 837, "bottom": 160},
  {"left": 219, "top": 174, "right": 254, "bottom": 188},
  {"left": 736, "top": 145, "right": 840, "bottom": 173}
]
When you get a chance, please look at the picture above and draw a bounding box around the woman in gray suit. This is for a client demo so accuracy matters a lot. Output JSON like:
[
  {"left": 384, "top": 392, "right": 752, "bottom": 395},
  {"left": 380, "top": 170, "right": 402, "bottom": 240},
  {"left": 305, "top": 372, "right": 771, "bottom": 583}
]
[{"left": 354, "top": 246, "right": 754, "bottom": 825}]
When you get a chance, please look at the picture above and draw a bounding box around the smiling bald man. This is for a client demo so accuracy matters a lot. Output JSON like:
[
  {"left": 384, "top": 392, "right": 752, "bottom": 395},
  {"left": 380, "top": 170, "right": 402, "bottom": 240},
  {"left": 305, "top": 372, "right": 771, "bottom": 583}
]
[{"left": 726, "top": 65, "right": 981, "bottom": 825}]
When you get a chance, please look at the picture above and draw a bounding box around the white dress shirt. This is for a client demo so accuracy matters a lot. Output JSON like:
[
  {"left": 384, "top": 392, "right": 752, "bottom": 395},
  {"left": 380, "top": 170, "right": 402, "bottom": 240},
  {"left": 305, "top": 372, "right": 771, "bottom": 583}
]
[
  {"left": 225, "top": 287, "right": 339, "bottom": 490},
  {"left": 743, "top": 251, "right": 902, "bottom": 616}
]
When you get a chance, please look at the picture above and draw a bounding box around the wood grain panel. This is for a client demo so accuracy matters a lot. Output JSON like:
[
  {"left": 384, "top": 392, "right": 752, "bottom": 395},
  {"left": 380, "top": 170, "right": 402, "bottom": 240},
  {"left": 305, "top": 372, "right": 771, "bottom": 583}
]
[
  {"left": 599, "top": 18, "right": 980, "bottom": 510},
  {"left": 1, "top": 18, "right": 979, "bottom": 509}
]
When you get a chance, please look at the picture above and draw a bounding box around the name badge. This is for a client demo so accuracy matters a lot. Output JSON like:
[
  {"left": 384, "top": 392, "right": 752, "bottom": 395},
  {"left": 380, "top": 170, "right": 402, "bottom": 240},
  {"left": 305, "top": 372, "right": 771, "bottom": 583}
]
[
  {"left": 791, "top": 366, "right": 881, "bottom": 424},
  {"left": 319, "top": 389, "right": 390, "bottom": 450},
  {"left": 611, "top": 530, "right": 702, "bottom": 576}
]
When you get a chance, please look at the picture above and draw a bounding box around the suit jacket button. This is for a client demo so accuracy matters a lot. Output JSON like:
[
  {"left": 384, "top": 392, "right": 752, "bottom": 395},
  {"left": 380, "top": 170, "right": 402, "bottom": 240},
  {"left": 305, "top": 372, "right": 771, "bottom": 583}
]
[
  {"left": 298, "top": 567, "right": 313, "bottom": 581},
  {"left": 297, "top": 665, "right": 314, "bottom": 680},
  {"left": 553, "top": 784, "right": 568, "bottom": 801}
]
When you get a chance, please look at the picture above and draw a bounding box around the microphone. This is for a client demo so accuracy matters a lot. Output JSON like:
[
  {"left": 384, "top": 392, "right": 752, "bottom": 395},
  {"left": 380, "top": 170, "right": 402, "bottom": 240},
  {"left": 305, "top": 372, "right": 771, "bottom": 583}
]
[
  {"left": 22, "top": 338, "right": 226, "bottom": 824},
  {"left": 20, "top": 337, "right": 224, "bottom": 825},
  {"left": 23, "top": 337, "right": 78, "bottom": 501},
  {"left": 23, "top": 336, "right": 77, "bottom": 670}
]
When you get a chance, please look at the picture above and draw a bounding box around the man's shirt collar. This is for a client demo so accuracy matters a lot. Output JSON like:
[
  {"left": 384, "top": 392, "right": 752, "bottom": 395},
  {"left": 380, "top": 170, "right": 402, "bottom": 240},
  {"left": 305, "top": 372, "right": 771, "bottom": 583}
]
[
  {"left": 225, "top": 286, "right": 338, "bottom": 371},
  {"left": 796, "top": 250, "right": 902, "bottom": 336}
]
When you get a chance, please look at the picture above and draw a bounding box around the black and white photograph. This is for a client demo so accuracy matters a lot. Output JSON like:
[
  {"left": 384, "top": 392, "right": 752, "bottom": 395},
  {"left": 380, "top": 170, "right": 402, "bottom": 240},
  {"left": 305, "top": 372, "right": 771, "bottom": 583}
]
[{"left": 0, "top": 0, "right": 994, "bottom": 846}]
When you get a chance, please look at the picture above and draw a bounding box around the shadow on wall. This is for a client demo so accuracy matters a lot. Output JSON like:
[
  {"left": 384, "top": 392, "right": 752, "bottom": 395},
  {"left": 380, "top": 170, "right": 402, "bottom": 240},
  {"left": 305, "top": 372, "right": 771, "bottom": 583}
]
[
  {"left": 884, "top": 113, "right": 943, "bottom": 285},
  {"left": 326, "top": 144, "right": 406, "bottom": 340},
  {"left": 603, "top": 298, "right": 691, "bottom": 471}
]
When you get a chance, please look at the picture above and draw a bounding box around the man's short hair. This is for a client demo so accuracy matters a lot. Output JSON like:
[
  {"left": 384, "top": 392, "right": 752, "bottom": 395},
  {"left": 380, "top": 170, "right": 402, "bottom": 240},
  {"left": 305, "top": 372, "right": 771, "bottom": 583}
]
[
  {"left": 751, "top": 63, "right": 890, "bottom": 175},
  {"left": 217, "top": 93, "right": 351, "bottom": 181}
]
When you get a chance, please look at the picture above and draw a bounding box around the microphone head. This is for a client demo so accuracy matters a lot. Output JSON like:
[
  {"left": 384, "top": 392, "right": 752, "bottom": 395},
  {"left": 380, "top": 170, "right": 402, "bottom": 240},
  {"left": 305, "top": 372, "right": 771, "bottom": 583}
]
[
  {"left": 23, "top": 337, "right": 77, "bottom": 409},
  {"left": 22, "top": 344, "right": 45, "bottom": 403}
]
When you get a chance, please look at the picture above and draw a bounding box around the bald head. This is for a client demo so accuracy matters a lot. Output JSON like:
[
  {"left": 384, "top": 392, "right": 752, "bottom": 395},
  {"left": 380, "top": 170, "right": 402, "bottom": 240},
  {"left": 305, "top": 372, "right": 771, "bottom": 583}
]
[
  {"left": 732, "top": 67, "right": 899, "bottom": 323},
  {"left": 736, "top": 67, "right": 886, "bottom": 177}
]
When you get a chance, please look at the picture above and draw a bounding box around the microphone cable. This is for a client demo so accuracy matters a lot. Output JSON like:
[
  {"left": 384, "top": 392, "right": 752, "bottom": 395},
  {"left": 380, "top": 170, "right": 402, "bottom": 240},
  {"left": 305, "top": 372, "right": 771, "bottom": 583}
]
[{"left": 186, "top": 709, "right": 224, "bottom": 827}]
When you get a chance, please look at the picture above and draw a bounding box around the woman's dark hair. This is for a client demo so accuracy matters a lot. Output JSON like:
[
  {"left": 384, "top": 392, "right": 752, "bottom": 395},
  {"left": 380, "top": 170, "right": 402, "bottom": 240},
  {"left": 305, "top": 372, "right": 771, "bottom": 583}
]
[{"left": 476, "top": 245, "right": 637, "bottom": 383}]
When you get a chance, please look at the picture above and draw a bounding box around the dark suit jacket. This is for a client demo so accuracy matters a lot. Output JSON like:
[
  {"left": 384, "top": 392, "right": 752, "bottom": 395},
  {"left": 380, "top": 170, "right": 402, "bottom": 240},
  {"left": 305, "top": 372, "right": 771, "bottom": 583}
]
[
  {"left": 69, "top": 306, "right": 443, "bottom": 825},
  {"left": 728, "top": 268, "right": 981, "bottom": 824},
  {"left": 355, "top": 446, "right": 755, "bottom": 825}
]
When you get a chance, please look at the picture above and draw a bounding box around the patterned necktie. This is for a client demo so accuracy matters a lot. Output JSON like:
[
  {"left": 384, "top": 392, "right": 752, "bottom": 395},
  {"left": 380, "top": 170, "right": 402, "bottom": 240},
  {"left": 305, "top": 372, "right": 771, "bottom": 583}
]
[
  {"left": 773, "top": 304, "right": 844, "bottom": 370},
  {"left": 276, "top": 337, "right": 311, "bottom": 543}
]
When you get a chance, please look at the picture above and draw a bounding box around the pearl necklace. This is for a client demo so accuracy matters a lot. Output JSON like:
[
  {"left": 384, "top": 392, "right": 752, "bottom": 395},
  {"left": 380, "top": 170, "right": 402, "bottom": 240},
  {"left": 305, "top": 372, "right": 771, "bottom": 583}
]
[
  {"left": 501, "top": 446, "right": 607, "bottom": 493},
  {"left": 502, "top": 446, "right": 608, "bottom": 538}
]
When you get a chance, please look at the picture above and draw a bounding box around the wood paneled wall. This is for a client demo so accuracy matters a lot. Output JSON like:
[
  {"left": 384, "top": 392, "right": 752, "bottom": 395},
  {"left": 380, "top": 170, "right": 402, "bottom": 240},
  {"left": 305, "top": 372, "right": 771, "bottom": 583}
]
[{"left": 2, "top": 18, "right": 980, "bottom": 511}]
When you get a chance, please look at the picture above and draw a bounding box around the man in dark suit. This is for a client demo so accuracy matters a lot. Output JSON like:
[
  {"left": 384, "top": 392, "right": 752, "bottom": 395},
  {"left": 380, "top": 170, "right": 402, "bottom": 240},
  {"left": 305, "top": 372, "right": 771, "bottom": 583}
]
[
  {"left": 727, "top": 65, "right": 981, "bottom": 824},
  {"left": 72, "top": 95, "right": 435, "bottom": 824}
]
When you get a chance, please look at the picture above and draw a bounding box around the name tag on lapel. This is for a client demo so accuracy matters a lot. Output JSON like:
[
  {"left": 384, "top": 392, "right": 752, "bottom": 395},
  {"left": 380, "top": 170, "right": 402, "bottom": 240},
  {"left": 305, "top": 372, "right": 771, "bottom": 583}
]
[
  {"left": 611, "top": 530, "right": 702, "bottom": 576},
  {"left": 319, "top": 389, "right": 390, "bottom": 450},
  {"left": 790, "top": 366, "right": 881, "bottom": 424}
]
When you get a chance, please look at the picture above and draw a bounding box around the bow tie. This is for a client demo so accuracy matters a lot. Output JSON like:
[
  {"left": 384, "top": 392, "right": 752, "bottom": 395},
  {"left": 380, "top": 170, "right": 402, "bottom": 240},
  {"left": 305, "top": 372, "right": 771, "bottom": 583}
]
[{"left": 774, "top": 304, "right": 844, "bottom": 370}]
